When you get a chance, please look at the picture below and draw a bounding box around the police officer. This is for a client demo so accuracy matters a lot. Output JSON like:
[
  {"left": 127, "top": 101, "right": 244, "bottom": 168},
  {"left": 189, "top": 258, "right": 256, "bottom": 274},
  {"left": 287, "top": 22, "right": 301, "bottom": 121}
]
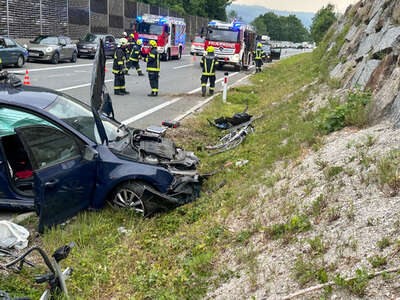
[
  {"left": 146, "top": 40, "right": 160, "bottom": 97},
  {"left": 253, "top": 42, "right": 266, "bottom": 73},
  {"left": 112, "top": 38, "right": 129, "bottom": 95},
  {"left": 129, "top": 39, "right": 144, "bottom": 76},
  {"left": 200, "top": 46, "right": 219, "bottom": 97}
]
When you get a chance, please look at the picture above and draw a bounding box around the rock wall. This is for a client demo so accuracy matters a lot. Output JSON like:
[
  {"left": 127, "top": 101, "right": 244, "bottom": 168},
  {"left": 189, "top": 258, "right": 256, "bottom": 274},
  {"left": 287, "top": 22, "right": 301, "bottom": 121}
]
[{"left": 327, "top": 0, "right": 400, "bottom": 126}]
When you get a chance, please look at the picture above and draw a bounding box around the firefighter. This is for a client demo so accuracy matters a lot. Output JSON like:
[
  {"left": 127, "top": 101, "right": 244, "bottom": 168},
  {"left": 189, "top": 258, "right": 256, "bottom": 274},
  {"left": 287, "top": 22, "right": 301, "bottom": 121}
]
[
  {"left": 146, "top": 40, "right": 160, "bottom": 97},
  {"left": 253, "top": 42, "right": 266, "bottom": 73},
  {"left": 0, "top": 58, "right": 2, "bottom": 72},
  {"left": 112, "top": 38, "right": 129, "bottom": 95},
  {"left": 200, "top": 46, "right": 219, "bottom": 97},
  {"left": 129, "top": 39, "right": 144, "bottom": 76}
]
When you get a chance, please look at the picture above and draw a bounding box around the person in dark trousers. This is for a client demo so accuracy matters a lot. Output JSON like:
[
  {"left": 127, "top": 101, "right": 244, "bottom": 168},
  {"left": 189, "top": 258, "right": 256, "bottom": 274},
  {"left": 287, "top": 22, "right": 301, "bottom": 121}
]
[
  {"left": 112, "top": 38, "right": 129, "bottom": 95},
  {"left": 146, "top": 40, "right": 160, "bottom": 97},
  {"left": 129, "top": 39, "right": 144, "bottom": 76},
  {"left": 253, "top": 42, "right": 266, "bottom": 73},
  {"left": 200, "top": 46, "right": 219, "bottom": 97}
]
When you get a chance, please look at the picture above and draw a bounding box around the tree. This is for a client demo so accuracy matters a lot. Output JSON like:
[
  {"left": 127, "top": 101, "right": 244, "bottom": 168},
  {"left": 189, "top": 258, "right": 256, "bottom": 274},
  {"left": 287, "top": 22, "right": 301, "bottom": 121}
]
[
  {"left": 252, "top": 12, "right": 310, "bottom": 42},
  {"left": 310, "top": 4, "right": 337, "bottom": 44}
]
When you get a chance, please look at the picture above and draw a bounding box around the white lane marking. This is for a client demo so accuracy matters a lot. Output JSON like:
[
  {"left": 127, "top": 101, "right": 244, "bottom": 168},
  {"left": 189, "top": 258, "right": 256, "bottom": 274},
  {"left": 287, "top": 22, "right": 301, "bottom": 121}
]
[
  {"left": 188, "top": 71, "right": 240, "bottom": 95},
  {"left": 182, "top": 54, "right": 190, "bottom": 57},
  {"left": 121, "top": 97, "right": 183, "bottom": 125},
  {"left": 10, "top": 61, "right": 113, "bottom": 73},
  {"left": 173, "top": 64, "right": 194, "bottom": 69},
  {"left": 56, "top": 79, "right": 113, "bottom": 92}
]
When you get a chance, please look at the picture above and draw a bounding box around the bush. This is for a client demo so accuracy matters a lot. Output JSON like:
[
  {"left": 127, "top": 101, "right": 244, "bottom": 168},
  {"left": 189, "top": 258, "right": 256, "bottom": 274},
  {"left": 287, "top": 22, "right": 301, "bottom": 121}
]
[{"left": 315, "top": 89, "right": 372, "bottom": 133}]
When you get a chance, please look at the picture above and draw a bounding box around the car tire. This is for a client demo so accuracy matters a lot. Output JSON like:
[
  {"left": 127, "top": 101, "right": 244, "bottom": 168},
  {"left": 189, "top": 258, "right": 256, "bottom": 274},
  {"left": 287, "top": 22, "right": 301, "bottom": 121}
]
[
  {"left": 15, "top": 55, "right": 24, "bottom": 68},
  {"left": 109, "top": 181, "right": 159, "bottom": 217},
  {"left": 71, "top": 52, "right": 77, "bottom": 63},
  {"left": 51, "top": 52, "right": 59, "bottom": 64}
]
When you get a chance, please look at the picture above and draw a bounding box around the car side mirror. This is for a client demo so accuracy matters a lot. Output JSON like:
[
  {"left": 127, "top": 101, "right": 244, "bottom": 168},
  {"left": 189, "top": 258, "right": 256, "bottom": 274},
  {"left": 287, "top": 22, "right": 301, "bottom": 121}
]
[
  {"left": 60, "top": 42, "right": 66, "bottom": 47},
  {"left": 83, "top": 146, "right": 98, "bottom": 161}
]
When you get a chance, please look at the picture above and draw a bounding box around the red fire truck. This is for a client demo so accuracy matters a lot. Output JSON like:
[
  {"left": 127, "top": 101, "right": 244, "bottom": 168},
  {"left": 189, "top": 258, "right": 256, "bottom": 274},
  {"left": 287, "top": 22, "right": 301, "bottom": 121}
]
[
  {"left": 133, "top": 14, "right": 186, "bottom": 61},
  {"left": 202, "top": 20, "right": 256, "bottom": 71}
]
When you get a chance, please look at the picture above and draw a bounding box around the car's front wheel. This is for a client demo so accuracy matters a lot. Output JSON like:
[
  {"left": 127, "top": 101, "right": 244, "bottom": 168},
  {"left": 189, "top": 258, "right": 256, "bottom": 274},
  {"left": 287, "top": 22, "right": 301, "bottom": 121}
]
[
  {"left": 15, "top": 55, "right": 24, "bottom": 68},
  {"left": 109, "top": 181, "right": 159, "bottom": 216},
  {"left": 51, "top": 52, "right": 59, "bottom": 64}
]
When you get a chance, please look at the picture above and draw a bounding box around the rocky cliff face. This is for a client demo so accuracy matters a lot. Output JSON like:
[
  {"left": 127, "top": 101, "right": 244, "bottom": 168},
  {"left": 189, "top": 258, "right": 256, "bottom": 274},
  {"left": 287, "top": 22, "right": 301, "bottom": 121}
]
[{"left": 327, "top": 0, "right": 400, "bottom": 125}]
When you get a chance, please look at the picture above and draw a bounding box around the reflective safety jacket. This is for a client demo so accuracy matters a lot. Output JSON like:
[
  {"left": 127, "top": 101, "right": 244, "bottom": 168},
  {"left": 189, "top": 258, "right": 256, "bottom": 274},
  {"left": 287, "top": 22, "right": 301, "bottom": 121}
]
[
  {"left": 146, "top": 47, "right": 160, "bottom": 72},
  {"left": 127, "top": 37, "right": 135, "bottom": 52},
  {"left": 129, "top": 44, "right": 142, "bottom": 62},
  {"left": 200, "top": 55, "right": 219, "bottom": 76},
  {"left": 253, "top": 47, "right": 266, "bottom": 60},
  {"left": 113, "top": 47, "right": 127, "bottom": 75}
]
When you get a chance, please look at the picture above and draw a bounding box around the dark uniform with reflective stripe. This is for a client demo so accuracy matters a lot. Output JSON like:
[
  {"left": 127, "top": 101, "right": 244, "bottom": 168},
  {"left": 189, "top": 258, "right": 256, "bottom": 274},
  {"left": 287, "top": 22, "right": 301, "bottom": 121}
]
[
  {"left": 113, "top": 47, "right": 128, "bottom": 95},
  {"left": 0, "top": 58, "right": 2, "bottom": 71},
  {"left": 129, "top": 43, "right": 144, "bottom": 76},
  {"left": 253, "top": 47, "right": 266, "bottom": 73},
  {"left": 200, "top": 54, "right": 219, "bottom": 97},
  {"left": 146, "top": 46, "right": 160, "bottom": 96}
]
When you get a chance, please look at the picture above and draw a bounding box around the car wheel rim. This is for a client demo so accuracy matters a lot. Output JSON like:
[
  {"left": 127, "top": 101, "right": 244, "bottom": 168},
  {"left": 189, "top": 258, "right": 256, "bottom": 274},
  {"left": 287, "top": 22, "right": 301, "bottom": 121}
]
[
  {"left": 18, "top": 57, "right": 23, "bottom": 67},
  {"left": 113, "top": 188, "right": 144, "bottom": 214}
]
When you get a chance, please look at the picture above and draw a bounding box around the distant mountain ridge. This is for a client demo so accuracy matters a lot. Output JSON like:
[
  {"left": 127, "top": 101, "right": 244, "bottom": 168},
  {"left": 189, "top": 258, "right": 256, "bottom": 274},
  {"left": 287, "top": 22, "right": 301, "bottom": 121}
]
[{"left": 228, "top": 4, "right": 315, "bottom": 29}]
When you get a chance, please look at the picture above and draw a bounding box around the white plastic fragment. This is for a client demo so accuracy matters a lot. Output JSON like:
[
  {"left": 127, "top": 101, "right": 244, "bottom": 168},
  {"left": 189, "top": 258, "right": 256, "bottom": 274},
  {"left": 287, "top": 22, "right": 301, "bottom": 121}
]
[
  {"left": 117, "top": 227, "right": 132, "bottom": 234},
  {"left": 0, "top": 220, "right": 29, "bottom": 249}
]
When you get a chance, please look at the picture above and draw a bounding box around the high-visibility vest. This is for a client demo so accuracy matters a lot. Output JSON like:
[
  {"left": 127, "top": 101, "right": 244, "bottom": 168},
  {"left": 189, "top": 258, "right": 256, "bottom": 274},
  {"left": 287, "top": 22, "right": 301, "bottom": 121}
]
[
  {"left": 146, "top": 47, "right": 160, "bottom": 72},
  {"left": 201, "top": 56, "right": 218, "bottom": 76}
]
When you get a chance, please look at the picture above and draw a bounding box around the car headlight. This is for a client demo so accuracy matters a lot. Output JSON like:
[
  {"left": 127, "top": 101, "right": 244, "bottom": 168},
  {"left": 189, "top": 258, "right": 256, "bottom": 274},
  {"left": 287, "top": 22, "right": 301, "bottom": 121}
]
[{"left": 45, "top": 47, "right": 53, "bottom": 53}]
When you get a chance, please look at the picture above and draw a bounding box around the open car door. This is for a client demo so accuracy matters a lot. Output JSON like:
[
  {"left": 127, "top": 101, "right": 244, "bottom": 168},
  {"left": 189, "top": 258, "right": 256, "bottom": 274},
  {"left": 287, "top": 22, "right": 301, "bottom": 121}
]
[{"left": 14, "top": 125, "right": 97, "bottom": 233}]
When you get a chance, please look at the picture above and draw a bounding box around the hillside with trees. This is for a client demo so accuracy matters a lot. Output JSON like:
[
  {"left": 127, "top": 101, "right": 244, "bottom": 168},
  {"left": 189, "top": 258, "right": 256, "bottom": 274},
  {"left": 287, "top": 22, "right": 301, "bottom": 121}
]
[
  {"left": 133, "top": 0, "right": 232, "bottom": 21},
  {"left": 252, "top": 12, "right": 311, "bottom": 42}
]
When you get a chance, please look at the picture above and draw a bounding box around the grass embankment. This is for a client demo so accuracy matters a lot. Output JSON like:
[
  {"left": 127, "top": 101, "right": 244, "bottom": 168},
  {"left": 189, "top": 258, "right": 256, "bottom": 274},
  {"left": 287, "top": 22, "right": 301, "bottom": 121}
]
[{"left": 2, "top": 51, "right": 367, "bottom": 299}]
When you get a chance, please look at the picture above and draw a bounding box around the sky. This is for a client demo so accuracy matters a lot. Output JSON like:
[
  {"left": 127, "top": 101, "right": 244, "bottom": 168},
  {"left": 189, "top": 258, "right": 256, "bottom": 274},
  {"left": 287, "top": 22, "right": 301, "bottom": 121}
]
[{"left": 232, "top": 0, "right": 359, "bottom": 13}]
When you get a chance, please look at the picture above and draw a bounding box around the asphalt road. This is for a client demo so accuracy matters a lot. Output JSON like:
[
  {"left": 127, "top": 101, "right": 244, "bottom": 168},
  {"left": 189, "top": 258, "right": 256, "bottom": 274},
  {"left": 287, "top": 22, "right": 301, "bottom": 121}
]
[{"left": 0, "top": 47, "right": 310, "bottom": 221}]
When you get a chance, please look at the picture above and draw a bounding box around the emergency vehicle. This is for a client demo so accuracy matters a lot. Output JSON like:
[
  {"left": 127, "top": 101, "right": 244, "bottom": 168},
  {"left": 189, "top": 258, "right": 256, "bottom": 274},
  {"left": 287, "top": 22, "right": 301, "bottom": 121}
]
[
  {"left": 133, "top": 14, "right": 186, "bottom": 61},
  {"left": 203, "top": 20, "right": 256, "bottom": 71}
]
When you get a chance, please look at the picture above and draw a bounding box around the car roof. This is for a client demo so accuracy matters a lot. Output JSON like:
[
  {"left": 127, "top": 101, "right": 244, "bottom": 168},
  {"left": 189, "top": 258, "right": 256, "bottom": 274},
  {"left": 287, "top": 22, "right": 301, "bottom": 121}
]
[{"left": 0, "top": 84, "right": 59, "bottom": 109}]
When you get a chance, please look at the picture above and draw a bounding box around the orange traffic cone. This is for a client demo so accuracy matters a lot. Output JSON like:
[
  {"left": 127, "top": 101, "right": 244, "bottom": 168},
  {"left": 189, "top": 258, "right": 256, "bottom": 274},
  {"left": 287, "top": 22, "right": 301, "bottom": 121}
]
[
  {"left": 105, "top": 65, "right": 108, "bottom": 73},
  {"left": 193, "top": 52, "right": 196, "bottom": 62},
  {"left": 24, "top": 70, "right": 30, "bottom": 85}
]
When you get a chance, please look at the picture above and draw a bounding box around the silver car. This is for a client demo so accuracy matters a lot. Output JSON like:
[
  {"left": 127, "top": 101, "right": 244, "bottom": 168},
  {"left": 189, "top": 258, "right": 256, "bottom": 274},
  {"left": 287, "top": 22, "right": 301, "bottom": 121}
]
[{"left": 28, "top": 36, "right": 77, "bottom": 64}]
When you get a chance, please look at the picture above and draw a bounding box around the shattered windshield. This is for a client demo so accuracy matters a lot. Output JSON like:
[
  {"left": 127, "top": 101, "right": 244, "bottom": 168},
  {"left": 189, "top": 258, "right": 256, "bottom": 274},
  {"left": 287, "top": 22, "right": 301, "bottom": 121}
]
[
  {"left": 136, "top": 23, "right": 164, "bottom": 35},
  {"left": 46, "top": 95, "right": 126, "bottom": 144},
  {"left": 83, "top": 33, "right": 99, "bottom": 43},
  {"left": 31, "top": 36, "right": 59, "bottom": 45},
  {"left": 206, "top": 29, "right": 239, "bottom": 43}
]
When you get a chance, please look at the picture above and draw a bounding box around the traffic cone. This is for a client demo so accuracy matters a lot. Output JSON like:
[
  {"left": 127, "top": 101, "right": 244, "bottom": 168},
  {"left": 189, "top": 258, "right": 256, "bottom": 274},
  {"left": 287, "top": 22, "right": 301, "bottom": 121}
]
[
  {"left": 24, "top": 70, "right": 30, "bottom": 85},
  {"left": 105, "top": 65, "right": 107, "bottom": 73},
  {"left": 193, "top": 52, "right": 196, "bottom": 62}
]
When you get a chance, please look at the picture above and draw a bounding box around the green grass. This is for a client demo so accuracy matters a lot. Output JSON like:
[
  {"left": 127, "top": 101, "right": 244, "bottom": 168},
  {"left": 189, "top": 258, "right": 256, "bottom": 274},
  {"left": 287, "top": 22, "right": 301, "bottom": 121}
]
[{"left": 1, "top": 52, "right": 331, "bottom": 299}]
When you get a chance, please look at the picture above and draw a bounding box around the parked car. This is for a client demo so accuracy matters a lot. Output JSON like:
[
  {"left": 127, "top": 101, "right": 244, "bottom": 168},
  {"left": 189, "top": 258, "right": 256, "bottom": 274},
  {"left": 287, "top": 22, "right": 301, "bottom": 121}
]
[
  {"left": 77, "top": 34, "right": 117, "bottom": 58},
  {"left": 261, "top": 44, "right": 272, "bottom": 63},
  {"left": 190, "top": 36, "right": 205, "bottom": 56},
  {"left": 0, "top": 74, "right": 202, "bottom": 233},
  {"left": 27, "top": 36, "right": 77, "bottom": 64},
  {"left": 0, "top": 36, "right": 28, "bottom": 68}
]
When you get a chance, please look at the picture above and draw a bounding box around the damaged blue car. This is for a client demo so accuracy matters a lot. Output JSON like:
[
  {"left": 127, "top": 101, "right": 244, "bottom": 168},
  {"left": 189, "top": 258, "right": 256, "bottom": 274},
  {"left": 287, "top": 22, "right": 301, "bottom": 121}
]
[{"left": 0, "top": 41, "right": 202, "bottom": 233}]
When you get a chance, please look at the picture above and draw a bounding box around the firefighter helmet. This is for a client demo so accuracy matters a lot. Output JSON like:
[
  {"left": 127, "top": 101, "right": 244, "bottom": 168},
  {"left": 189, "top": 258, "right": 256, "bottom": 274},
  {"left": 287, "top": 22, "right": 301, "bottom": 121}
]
[
  {"left": 149, "top": 40, "right": 157, "bottom": 47},
  {"left": 136, "top": 39, "right": 143, "bottom": 45},
  {"left": 120, "top": 38, "right": 128, "bottom": 46},
  {"left": 123, "top": 32, "right": 128, "bottom": 37},
  {"left": 257, "top": 42, "right": 262, "bottom": 47},
  {"left": 130, "top": 33, "right": 135, "bottom": 38},
  {"left": 206, "top": 46, "right": 215, "bottom": 53}
]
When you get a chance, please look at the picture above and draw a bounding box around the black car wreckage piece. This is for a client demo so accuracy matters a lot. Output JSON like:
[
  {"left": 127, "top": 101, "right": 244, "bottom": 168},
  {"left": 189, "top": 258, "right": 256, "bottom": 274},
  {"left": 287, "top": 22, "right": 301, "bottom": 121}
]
[{"left": 91, "top": 40, "right": 204, "bottom": 210}]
